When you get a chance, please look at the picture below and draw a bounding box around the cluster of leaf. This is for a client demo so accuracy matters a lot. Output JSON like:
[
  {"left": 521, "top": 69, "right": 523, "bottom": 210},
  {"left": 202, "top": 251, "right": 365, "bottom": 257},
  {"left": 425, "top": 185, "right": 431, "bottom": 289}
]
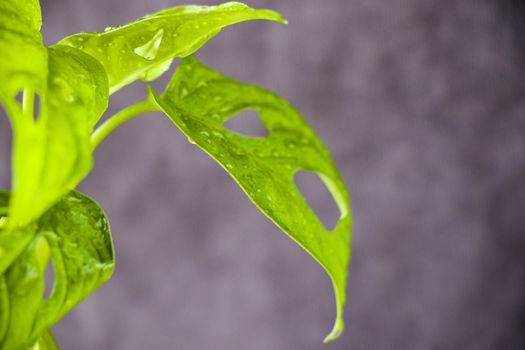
[{"left": 0, "top": 1, "right": 351, "bottom": 349}]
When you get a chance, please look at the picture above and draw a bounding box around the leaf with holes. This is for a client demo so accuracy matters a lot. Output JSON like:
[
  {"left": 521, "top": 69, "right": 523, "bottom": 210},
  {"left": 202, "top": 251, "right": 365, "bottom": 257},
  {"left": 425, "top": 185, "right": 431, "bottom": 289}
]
[
  {"left": 58, "top": 2, "right": 286, "bottom": 94},
  {"left": 7, "top": 45, "right": 109, "bottom": 228},
  {"left": 0, "top": 0, "right": 47, "bottom": 104},
  {"left": 0, "top": 190, "right": 114, "bottom": 350},
  {"left": 150, "top": 56, "right": 351, "bottom": 341}
]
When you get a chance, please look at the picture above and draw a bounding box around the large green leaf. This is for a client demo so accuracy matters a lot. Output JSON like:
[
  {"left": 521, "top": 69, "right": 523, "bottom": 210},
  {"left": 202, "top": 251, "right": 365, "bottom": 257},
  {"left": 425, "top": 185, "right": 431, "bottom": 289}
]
[
  {"left": 59, "top": 2, "right": 286, "bottom": 94},
  {"left": 0, "top": 190, "right": 114, "bottom": 350},
  {"left": 0, "top": 0, "right": 47, "bottom": 227},
  {"left": 7, "top": 45, "right": 109, "bottom": 228},
  {"left": 150, "top": 56, "right": 351, "bottom": 341},
  {"left": 0, "top": 0, "right": 46, "bottom": 102}
]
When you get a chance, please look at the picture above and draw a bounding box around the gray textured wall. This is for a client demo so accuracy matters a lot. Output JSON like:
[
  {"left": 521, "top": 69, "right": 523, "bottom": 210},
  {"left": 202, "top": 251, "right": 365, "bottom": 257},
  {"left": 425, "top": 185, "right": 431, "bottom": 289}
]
[{"left": 1, "top": 0, "right": 525, "bottom": 349}]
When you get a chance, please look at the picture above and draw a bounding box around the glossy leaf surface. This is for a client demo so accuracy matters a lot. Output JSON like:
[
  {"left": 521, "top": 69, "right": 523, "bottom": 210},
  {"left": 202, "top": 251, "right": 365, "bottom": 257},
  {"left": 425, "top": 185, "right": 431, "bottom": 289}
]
[
  {"left": 7, "top": 45, "right": 108, "bottom": 227},
  {"left": 59, "top": 2, "right": 286, "bottom": 94},
  {"left": 0, "top": 0, "right": 46, "bottom": 102},
  {"left": 151, "top": 56, "right": 351, "bottom": 341},
  {"left": 0, "top": 191, "right": 114, "bottom": 350}
]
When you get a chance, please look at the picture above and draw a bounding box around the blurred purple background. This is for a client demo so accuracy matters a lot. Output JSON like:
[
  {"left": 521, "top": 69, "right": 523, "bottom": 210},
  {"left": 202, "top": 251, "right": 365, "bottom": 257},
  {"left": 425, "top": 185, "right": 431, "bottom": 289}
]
[{"left": 1, "top": 0, "right": 525, "bottom": 349}]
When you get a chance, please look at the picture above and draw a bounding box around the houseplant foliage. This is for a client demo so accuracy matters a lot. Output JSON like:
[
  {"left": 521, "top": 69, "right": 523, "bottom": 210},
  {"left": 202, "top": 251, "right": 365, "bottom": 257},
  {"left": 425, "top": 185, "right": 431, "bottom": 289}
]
[{"left": 0, "top": 1, "right": 352, "bottom": 349}]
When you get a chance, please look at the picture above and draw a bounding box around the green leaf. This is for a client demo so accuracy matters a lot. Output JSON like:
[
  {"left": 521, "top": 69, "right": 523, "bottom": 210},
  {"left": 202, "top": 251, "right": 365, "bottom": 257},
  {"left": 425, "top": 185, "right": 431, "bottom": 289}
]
[
  {"left": 7, "top": 45, "right": 109, "bottom": 227},
  {"left": 0, "top": 192, "right": 34, "bottom": 278},
  {"left": 1, "top": 2, "right": 109, "bottom": 228},
  {"left": 59, "top": 2, "right": 286, "bottom": 94},
  {"left": 0, "top": 1, "right": 47, "bottom": 225},
  {"left": 150, "top": 56, "right": 351, "bottom": 342},
  {"left": 0, "top": 190, "right": 114, "bottom": 350},
  {"left": 32, "top": 329, "right": 60, "bottom": 350},
  {"left": 0, "top": 0, "right": 46, "bottom": 102}
]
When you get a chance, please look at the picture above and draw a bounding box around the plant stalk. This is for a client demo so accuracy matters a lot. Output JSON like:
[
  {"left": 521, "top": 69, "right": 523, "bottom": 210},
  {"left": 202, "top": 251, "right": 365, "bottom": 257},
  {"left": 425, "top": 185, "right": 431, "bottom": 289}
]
[
  {"left": 91, "top": 100, "right": 158, "bottom": 150},
  {"left": 22, "top": 89, "right": 35, "bottom": 119}
]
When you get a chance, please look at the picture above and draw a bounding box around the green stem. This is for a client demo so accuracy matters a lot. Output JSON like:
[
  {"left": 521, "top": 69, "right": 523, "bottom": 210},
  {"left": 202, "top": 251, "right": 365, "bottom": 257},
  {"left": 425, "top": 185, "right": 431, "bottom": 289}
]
[
  {"left": 22, "top": 89, "right": 35, "bottom": 119},
  {"left": 91, "top": 100, "right": 158, "bottom": 150}
]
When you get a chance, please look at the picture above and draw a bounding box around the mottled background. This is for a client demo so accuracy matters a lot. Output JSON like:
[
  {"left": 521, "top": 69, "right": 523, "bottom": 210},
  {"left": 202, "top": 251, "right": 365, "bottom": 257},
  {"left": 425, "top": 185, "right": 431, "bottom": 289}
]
[{"left": 1, "top": 0, "right": 525, "bottom": 349}]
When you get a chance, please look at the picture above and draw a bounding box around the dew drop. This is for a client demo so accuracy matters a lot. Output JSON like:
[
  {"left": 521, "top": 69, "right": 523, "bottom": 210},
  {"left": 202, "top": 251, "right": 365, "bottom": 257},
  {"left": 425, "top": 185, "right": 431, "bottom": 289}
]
[
  {"left": 212, "top": 131, "right": 224, "bottom": 139},
  {"left": 134, "top": 28, "right": 165, "bottom": 60}
]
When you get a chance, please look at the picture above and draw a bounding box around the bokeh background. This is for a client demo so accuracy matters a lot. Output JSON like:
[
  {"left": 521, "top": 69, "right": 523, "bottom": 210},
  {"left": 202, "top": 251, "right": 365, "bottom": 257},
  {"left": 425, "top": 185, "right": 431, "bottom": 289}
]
[{"left": 1, "top": 0, "right": 525, "bottom": 349}]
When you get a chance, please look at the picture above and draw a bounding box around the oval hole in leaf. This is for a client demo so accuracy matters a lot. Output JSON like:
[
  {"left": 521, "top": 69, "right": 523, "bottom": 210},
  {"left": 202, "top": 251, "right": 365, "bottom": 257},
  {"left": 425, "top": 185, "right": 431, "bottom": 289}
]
[
  {"left": 43, "top": 258, "right": 55, "bottom": 300},
  {"left": 15, "top": 91, "right": 23, "bottom": 104},
  {"left": 294, "top": 170, "right": 341, "bottom": 231},
  {"left": 12, "top": 91, "right": 41, "bottom": 121},
  {"left": 223, "top": 109, "right": 269, "bottom": 137},
  {"left": 0, "top": 105, "right": 11, "bottom": 189},
  {"left": 32, "top": 93, "right": 41, "bottom": 122}
]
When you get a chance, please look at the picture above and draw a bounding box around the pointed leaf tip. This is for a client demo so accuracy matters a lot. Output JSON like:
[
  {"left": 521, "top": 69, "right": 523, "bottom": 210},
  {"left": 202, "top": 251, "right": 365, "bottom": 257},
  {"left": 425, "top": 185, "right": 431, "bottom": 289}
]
[
  {"left": 323, "top": 317, "right": 344, "bottom": 343},
  {"left": 151, "top": 56, "right": 351, "bottom": 343},
  {"left": 60, "top": 2, "right": 288, "bottom": 94}
]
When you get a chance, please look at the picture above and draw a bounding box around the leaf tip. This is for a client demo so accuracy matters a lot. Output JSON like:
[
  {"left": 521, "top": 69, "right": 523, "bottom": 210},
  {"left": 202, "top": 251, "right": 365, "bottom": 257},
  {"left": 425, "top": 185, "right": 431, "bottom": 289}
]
[
  {"left": 323, "top": 319, "right": 344, "bottom": 343},
  {"left": 267, "top": 10, "right": 288, "bottom": 25}
]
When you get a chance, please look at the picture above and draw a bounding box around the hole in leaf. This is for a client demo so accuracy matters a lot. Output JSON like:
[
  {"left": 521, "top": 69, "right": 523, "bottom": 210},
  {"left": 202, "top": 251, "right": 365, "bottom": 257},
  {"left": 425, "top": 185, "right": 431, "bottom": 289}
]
[
  {"left": 0, "top": 104, "right": 11, "bottom": 189},
  {"left": 15, "top": 91, "right": 23, "bottom": 104},
  {"left": 43, "top": 258, "right": 55, "bottom": 300},
  {"left": 294, "top": 170, "right": 341, "bottom": 231},
  {"left": 13, "top": 91, "right": 41, "bottom": 121},
  {"left": 223, "top": 109, "right": 269, "bottom": 137},
  {"left": 32, "top": 93, "right": 41, "bottom": 122}
]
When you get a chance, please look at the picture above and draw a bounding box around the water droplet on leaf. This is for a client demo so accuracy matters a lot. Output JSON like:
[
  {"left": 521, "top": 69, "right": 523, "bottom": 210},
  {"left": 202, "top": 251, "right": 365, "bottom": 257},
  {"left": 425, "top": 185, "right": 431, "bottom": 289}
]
[{"left": 133, "top": 29, "right": 164, "bottom": 60}]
